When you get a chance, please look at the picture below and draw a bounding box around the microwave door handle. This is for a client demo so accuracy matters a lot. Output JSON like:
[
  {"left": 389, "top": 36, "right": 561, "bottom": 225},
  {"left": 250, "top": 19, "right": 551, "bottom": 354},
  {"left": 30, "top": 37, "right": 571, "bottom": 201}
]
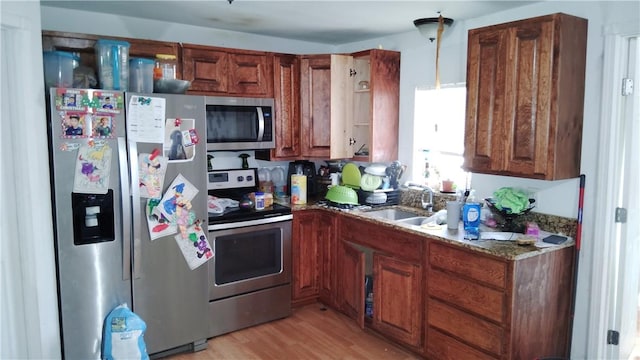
[{"left": 257, "top": 107, "right": 265, "bottom": 141}]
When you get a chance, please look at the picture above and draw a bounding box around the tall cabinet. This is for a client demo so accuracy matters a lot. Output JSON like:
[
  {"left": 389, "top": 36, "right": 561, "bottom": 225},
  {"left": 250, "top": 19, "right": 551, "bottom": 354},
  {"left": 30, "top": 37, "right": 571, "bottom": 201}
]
[{"left": 463, "top": 13, "right": 587, "bottom": 180}]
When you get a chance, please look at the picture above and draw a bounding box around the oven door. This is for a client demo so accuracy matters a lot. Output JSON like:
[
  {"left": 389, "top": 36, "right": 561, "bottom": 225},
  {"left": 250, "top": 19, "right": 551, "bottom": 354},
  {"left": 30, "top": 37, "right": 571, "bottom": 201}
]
[{"left": 208, "top": 218, "right": 291, "bottom": 301}]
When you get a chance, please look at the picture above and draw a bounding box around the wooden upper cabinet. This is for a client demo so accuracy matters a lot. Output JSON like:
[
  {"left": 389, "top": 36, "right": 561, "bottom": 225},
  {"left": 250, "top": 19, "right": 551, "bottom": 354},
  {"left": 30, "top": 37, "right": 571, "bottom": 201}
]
[
  {"left": 42, "top": 31, "right": 181, "bottom": 79},
  {"left": 464, "top": 13, "right": 587, "bottom": 180},
  {"left": 300, "top": 50, "right": 400, "bottom": 161},
  {"left": 181, "top": 43, "right": 273, "bottom": 97}
]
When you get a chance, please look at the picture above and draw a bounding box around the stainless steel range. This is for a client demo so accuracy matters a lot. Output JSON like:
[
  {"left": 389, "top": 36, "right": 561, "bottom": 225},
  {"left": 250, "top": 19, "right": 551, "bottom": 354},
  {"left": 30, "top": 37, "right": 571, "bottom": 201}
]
[{"left": 207, "top": 168, "right": 292, "bottom": 338}]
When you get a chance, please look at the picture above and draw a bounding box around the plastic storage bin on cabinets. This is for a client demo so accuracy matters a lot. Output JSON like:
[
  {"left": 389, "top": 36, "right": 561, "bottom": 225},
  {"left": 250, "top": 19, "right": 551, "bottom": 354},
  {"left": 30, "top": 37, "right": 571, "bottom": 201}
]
[
  {"left": 43, "top": 51, "right": 79, "bottom": 90},
  {"left": 129, "top": 58, "right": 154, "bottom": 93},
  {"left": 95, "top": 39, "right": 130, "bottom": 90}
]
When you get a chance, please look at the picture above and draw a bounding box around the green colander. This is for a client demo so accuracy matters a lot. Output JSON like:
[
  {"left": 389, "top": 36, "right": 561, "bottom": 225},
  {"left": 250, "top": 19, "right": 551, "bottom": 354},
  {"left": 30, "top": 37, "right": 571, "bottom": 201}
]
[{"left": 325, "top": 185, "right": 359, "bottom": 205}]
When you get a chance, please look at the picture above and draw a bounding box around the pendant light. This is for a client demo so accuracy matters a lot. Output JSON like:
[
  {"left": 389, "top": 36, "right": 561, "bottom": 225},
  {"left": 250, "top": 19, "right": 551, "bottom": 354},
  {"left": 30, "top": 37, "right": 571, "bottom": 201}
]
[{"left": 414, "top": 14, "right": 454, "bottom": 89}]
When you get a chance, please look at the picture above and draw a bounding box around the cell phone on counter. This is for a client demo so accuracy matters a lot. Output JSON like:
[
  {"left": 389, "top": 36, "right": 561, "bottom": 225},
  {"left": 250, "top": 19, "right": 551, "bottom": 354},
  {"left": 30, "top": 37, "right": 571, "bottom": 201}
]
[{"left": 542, "top": 234, "right": 568, "bottom": 244}]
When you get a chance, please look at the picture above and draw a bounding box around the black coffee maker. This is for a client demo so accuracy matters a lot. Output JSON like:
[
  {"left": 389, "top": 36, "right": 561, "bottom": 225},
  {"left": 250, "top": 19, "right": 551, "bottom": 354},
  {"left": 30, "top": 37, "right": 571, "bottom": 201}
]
[{"left": 287, "top": 160, "right": 318, "bottom": 197}]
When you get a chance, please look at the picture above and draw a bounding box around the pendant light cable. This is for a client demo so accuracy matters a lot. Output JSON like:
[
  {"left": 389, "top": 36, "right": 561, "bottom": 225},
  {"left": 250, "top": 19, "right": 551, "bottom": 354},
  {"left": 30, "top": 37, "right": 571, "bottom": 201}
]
[{"left": 435, "top": 15, "right": 444, "bottom": 89}]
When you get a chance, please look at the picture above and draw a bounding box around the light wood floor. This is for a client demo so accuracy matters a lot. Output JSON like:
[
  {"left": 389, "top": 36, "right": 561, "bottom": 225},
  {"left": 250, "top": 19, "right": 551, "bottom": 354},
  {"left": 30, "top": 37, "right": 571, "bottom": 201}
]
[{"left": 165, "top": 303, "right": 420, "bottom": 360}]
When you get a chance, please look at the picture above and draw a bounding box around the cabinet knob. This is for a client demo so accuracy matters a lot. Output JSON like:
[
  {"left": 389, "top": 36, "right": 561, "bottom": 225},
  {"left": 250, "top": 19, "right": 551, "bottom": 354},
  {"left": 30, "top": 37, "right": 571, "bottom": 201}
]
[
  {"left": 349, "top": 138, "right": 357, "bottom": 145},
  {"left": 349, "top": 69, "right": 357, "bottom": 77}
]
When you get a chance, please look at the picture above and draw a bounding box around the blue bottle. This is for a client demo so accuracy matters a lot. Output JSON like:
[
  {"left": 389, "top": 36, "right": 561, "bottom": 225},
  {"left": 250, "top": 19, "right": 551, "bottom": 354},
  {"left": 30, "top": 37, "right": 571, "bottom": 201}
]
[{"left": 463, "top": 202, "right": 481, "bottom": 240}]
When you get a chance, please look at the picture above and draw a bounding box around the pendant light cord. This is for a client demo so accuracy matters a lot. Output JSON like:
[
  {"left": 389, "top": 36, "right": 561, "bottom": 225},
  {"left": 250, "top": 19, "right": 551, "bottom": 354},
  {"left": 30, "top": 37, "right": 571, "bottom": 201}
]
[{"left": 435, "top": 15, "right": 444, "bottom": 89}]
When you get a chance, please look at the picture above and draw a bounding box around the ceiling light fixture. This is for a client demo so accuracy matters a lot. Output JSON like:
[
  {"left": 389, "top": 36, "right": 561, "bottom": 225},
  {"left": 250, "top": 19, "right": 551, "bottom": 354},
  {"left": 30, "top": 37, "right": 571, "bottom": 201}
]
[
  {"left": 413, "top": 15, "right": 454, "bottom": 43},
  {"left": 414, "top": 14, "right": 454, "bottom": 89}
]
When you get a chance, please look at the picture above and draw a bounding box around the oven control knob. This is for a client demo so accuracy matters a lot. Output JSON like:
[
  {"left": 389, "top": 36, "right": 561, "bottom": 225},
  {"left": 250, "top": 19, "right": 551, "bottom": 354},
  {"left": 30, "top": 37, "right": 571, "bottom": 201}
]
[
  {"left": 246, "top": 175, "right": 253, "bottom": 181},
  {"left": 237, "top": 176, "right": 244, "bottom": 182}
]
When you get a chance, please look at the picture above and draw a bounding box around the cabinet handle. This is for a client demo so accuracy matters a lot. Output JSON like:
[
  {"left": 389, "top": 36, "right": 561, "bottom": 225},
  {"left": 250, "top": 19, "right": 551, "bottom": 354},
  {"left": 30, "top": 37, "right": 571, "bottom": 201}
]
[
  {"left": 349, "top": 138, "right": 357, "bottom": 145},
  {"left": 350, "top": 69, "right": 357, "bottom": 77}
]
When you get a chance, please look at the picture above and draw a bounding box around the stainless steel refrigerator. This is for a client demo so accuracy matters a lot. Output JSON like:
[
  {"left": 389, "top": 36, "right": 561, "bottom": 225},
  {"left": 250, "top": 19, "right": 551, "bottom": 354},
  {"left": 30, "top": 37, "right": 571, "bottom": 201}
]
[{"left": 47, "top": 88, "right": 209, "bottom": 359}]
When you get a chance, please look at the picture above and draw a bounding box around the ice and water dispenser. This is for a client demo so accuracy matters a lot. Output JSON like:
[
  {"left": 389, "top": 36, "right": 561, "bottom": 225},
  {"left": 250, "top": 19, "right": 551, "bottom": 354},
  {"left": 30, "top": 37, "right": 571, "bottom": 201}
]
[{"left": 71, "top": 190, "right": 115, "bottom": 245}]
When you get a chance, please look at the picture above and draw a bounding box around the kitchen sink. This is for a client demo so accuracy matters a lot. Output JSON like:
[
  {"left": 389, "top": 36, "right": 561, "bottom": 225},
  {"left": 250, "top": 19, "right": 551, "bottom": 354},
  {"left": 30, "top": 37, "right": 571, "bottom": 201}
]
[
  {"left": 395, "top": 216, "right": 430, "bottom": 226},
  {"left": 363, "top": 208, "right": 419, "bottom": 220}
]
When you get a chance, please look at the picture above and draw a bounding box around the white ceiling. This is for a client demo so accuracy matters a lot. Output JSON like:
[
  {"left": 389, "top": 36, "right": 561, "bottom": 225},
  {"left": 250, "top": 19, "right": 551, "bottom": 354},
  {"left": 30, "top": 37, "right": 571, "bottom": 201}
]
[{"left": 42, "top": 0, "right": 540, "bottom": 44}]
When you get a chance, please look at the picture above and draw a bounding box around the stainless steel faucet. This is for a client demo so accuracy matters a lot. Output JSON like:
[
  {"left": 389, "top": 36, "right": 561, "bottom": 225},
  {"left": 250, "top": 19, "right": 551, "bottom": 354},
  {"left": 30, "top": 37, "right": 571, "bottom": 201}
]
[{"left": 421, "top": 187, "right": 434, "bottom": 212}]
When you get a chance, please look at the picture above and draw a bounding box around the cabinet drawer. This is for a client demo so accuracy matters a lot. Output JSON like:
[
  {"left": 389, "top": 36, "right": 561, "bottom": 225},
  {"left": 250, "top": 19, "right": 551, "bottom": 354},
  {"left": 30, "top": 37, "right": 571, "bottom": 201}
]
[
  {"left": 428, "top": 269, "right": 505, "bottom": 323},
  {"left": 429, "top": 242, "right": 506, "bottom": 289},
  {"left": 428, "top": 299, "right": 503, "bottom": 356},
  {"left": 427, "top": 327, "right": 498, "bottom": 360}
]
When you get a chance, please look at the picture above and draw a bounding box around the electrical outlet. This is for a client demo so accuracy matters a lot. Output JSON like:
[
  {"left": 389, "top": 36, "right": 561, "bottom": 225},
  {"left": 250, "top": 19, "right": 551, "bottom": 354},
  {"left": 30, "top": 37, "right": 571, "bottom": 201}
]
[{"left": 527, "top": 187, "right": 539, "bottom": 208}]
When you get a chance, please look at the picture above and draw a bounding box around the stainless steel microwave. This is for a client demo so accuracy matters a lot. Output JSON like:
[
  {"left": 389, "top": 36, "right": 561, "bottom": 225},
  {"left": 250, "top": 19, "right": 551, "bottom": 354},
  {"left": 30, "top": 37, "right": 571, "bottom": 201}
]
[{"left": 205, "top": 96, "right": 275, "bottom": 151}]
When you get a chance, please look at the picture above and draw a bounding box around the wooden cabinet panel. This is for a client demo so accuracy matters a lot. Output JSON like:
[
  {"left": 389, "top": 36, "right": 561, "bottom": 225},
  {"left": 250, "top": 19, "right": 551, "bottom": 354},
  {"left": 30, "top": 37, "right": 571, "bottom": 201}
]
[
  {"left": 181, "top": 44, "right": 272, "bottom": 96},
  {"left": 429, "top": 242, "right": 506, "bottom": 289},
  {"left": 272, "top": 54, "right": 300, "bottom": 159},
  {"left": 372, "top": 254, "right": 422, "bottom": 348},
  {"left": 228, "top": 52, "right": 273, "bottom": 97},
  {"left": 341, "top": 217, "right": 422, "bottom": 263},
  {"left": 300, "top": 55, "right": 332, "bottom": 158},
  {"left": 318, "top": 212, "right": 337, "bottom": 307},
  {"left": 181, "top": 46, "right": 229, "bottom": 93},
  {"left": 337, "top": 241, "right": 365, "bottom": 328},
  {"left": 464, "top": 13, "right": 587, "bottom": 180},
  {"left": 428, "top": 269, "right": 504, "bottom": 323},
  {"left": 292, "top": 212, "right": 320, "bottom": 305},
  {"left": 428, "top": 299, "right": 504, "bottom": 356},
  {"left": 427, "top": 328, "right": 498, "bottom": 360}
]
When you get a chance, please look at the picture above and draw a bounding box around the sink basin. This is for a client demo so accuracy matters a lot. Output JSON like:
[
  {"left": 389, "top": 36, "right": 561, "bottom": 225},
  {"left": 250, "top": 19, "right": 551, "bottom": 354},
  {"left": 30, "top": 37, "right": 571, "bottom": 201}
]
[
  {"left": 363, "top": 208, "right": 419, "bottom": 220},
  {"left": 395, "top": 216, "right": 430, "bottom": 226}
]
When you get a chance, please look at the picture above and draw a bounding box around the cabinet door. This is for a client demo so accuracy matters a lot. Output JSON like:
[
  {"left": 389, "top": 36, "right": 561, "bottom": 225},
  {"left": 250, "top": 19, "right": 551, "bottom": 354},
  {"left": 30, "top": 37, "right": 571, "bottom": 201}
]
[
  {"left": 182, "top": 45, "right": 229, "bottom": 93},
  {"left": 337, "top": 241, "right": 365, "bottom": 329},
  {"left": 318, "top": 212, "right": 337, "bottom": 307},
  {"left": 272, "top": 54, "right": 301, "bottom": 158},
  {"left": 372, "top": 253, "right": 423, "bottom": 348},
  {"left": 292, "top": 212, "right": 319, "bottom": 305},
  {"left": 501, "top": 19, "right": 554, "bottom": 177},
  {"left": 464, "top": 28, "right": 508, "bottom": 173},
  {"left": 300, "top": 55, "right": 332, "bottom": 158},
  {"left": 329, "top": 54, "right": 353, "bottom": 159},
  {"left": 228, "top": 52, "right": 273, "bottom": 97}
]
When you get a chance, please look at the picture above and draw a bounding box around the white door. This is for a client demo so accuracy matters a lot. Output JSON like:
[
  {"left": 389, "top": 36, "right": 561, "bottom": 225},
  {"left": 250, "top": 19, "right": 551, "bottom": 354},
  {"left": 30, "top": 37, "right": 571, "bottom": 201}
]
[{"left": 612, "top": 35, "right": 640, "bottom": 360}]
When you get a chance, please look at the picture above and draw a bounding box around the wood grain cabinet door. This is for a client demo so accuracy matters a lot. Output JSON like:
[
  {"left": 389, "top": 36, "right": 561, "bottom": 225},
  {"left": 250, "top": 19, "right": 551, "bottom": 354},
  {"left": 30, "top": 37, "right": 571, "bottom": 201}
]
[
  {"left": 182, "top": 45, "right": 229, "bottom": 93},
  {"left": 337, "top": 241, "right": 365, "bottom": 328},
  {"left": 272, "top": 54, "right": 301, "bottom": 158},
  {"left": 228, "top": 52, "right": 273, "bottom": 97},
  {"left": 292, "top": 212, "right": 320, "bottom": 305},
  {"left": 317, "top": 212, "right": 337, "bottom": 307},
  {"left": 372, "top": 253, "right": 423, "bottom": 349},
  {"left": 300, "top": 55, "right": 332, "bottom": 158}
]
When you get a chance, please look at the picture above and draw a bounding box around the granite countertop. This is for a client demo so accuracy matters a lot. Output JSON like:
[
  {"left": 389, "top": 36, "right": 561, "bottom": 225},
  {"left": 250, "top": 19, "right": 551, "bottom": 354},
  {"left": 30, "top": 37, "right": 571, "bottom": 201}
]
[{"left": 291, "top": 203, "right": 575, "bottom": 261}]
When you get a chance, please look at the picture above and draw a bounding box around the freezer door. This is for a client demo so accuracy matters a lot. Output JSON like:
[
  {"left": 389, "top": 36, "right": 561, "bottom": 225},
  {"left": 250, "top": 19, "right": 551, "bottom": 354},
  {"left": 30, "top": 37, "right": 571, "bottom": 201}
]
[
  {"left": 48, "top": 89, "right": 132, "bottom": 359},
  {"left": 126, "top": 93, "right": 209, "bottom": 355}
]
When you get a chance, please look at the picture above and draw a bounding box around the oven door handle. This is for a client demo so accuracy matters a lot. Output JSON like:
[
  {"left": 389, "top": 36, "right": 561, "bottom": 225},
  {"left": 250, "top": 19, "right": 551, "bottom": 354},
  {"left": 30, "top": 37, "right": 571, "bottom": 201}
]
[{"left": 208, "top": 214, "right": 292, "bottom": 231}]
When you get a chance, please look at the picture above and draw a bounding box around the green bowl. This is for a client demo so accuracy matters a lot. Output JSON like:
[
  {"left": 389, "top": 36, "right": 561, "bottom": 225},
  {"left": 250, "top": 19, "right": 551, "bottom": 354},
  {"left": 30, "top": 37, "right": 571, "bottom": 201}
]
[{"left": 325, "top": 185, "right": 359, "bottom": 205}]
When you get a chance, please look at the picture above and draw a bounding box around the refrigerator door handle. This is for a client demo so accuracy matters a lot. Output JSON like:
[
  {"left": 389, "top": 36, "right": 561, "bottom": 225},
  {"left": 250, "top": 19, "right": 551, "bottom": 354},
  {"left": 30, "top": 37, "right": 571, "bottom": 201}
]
[
  {"left": 118, "top": 137, "right": 132, "bottom": 281},
  {"left": 129, "top": 141, "right": 143, "bottom": 279}
]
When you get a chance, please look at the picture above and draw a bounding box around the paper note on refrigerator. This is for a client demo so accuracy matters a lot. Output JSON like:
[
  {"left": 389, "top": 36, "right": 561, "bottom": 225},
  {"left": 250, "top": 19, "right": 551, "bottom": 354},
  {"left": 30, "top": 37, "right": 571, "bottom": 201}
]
[
  {"left": 73, "top": 143, "right": 112, "bottom": 194},
  {"left": 127, "top": 96, "right": 166, "bottom": 143},
  {"left": 174, "top": 224, "right": 212, "bottom": 270}
]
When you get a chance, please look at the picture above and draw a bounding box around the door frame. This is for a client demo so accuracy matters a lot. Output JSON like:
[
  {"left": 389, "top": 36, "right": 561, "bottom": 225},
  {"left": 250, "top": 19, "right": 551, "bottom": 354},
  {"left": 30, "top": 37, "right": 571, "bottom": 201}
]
[{"left": 587, "top": 20, "right": 640, "bottom": 359}]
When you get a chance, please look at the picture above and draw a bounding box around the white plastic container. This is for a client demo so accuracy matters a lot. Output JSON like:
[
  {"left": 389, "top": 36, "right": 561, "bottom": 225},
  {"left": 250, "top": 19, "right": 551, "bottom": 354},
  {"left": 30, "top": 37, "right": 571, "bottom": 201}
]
[
  {"left": 43, "top": 51, "right": 78, "bottom": 90},
  {"left": 95, "top": 39, "right": 130, "bottom": 90},
  {"left": 254, "top": 192, "right": 265, "bottom": 210},
  {"left": 129, "top": 58, "right": 154, "bottom": 93}
]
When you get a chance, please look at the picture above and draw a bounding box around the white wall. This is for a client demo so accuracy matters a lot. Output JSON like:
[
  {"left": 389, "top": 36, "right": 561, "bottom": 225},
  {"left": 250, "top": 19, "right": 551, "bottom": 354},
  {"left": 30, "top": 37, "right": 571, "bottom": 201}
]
[{"left": 39, "top": 2, "right": 640, "bottom": 358}]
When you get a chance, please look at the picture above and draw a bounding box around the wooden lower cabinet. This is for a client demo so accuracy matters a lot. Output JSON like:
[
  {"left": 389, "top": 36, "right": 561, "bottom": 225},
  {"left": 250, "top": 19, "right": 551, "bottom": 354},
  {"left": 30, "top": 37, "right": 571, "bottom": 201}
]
[
  {"left": 426, "top": 240, "right": 574, "bottom": 359},
  {"left": 336, "top": 216, "right": 424, "bottom": 351},
  {"left": 294, "top": 210, "right": 574, "bottom": 359}
]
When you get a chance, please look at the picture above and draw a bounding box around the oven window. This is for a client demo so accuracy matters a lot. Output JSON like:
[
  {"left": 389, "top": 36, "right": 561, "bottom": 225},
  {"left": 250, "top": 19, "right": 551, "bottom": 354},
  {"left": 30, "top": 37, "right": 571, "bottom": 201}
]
[
  {"left": 206, "top": 105, "right": 258, "bottom": 142},
  {"left": 214, "top": 228, "right": 282, "bottom": 285}
]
